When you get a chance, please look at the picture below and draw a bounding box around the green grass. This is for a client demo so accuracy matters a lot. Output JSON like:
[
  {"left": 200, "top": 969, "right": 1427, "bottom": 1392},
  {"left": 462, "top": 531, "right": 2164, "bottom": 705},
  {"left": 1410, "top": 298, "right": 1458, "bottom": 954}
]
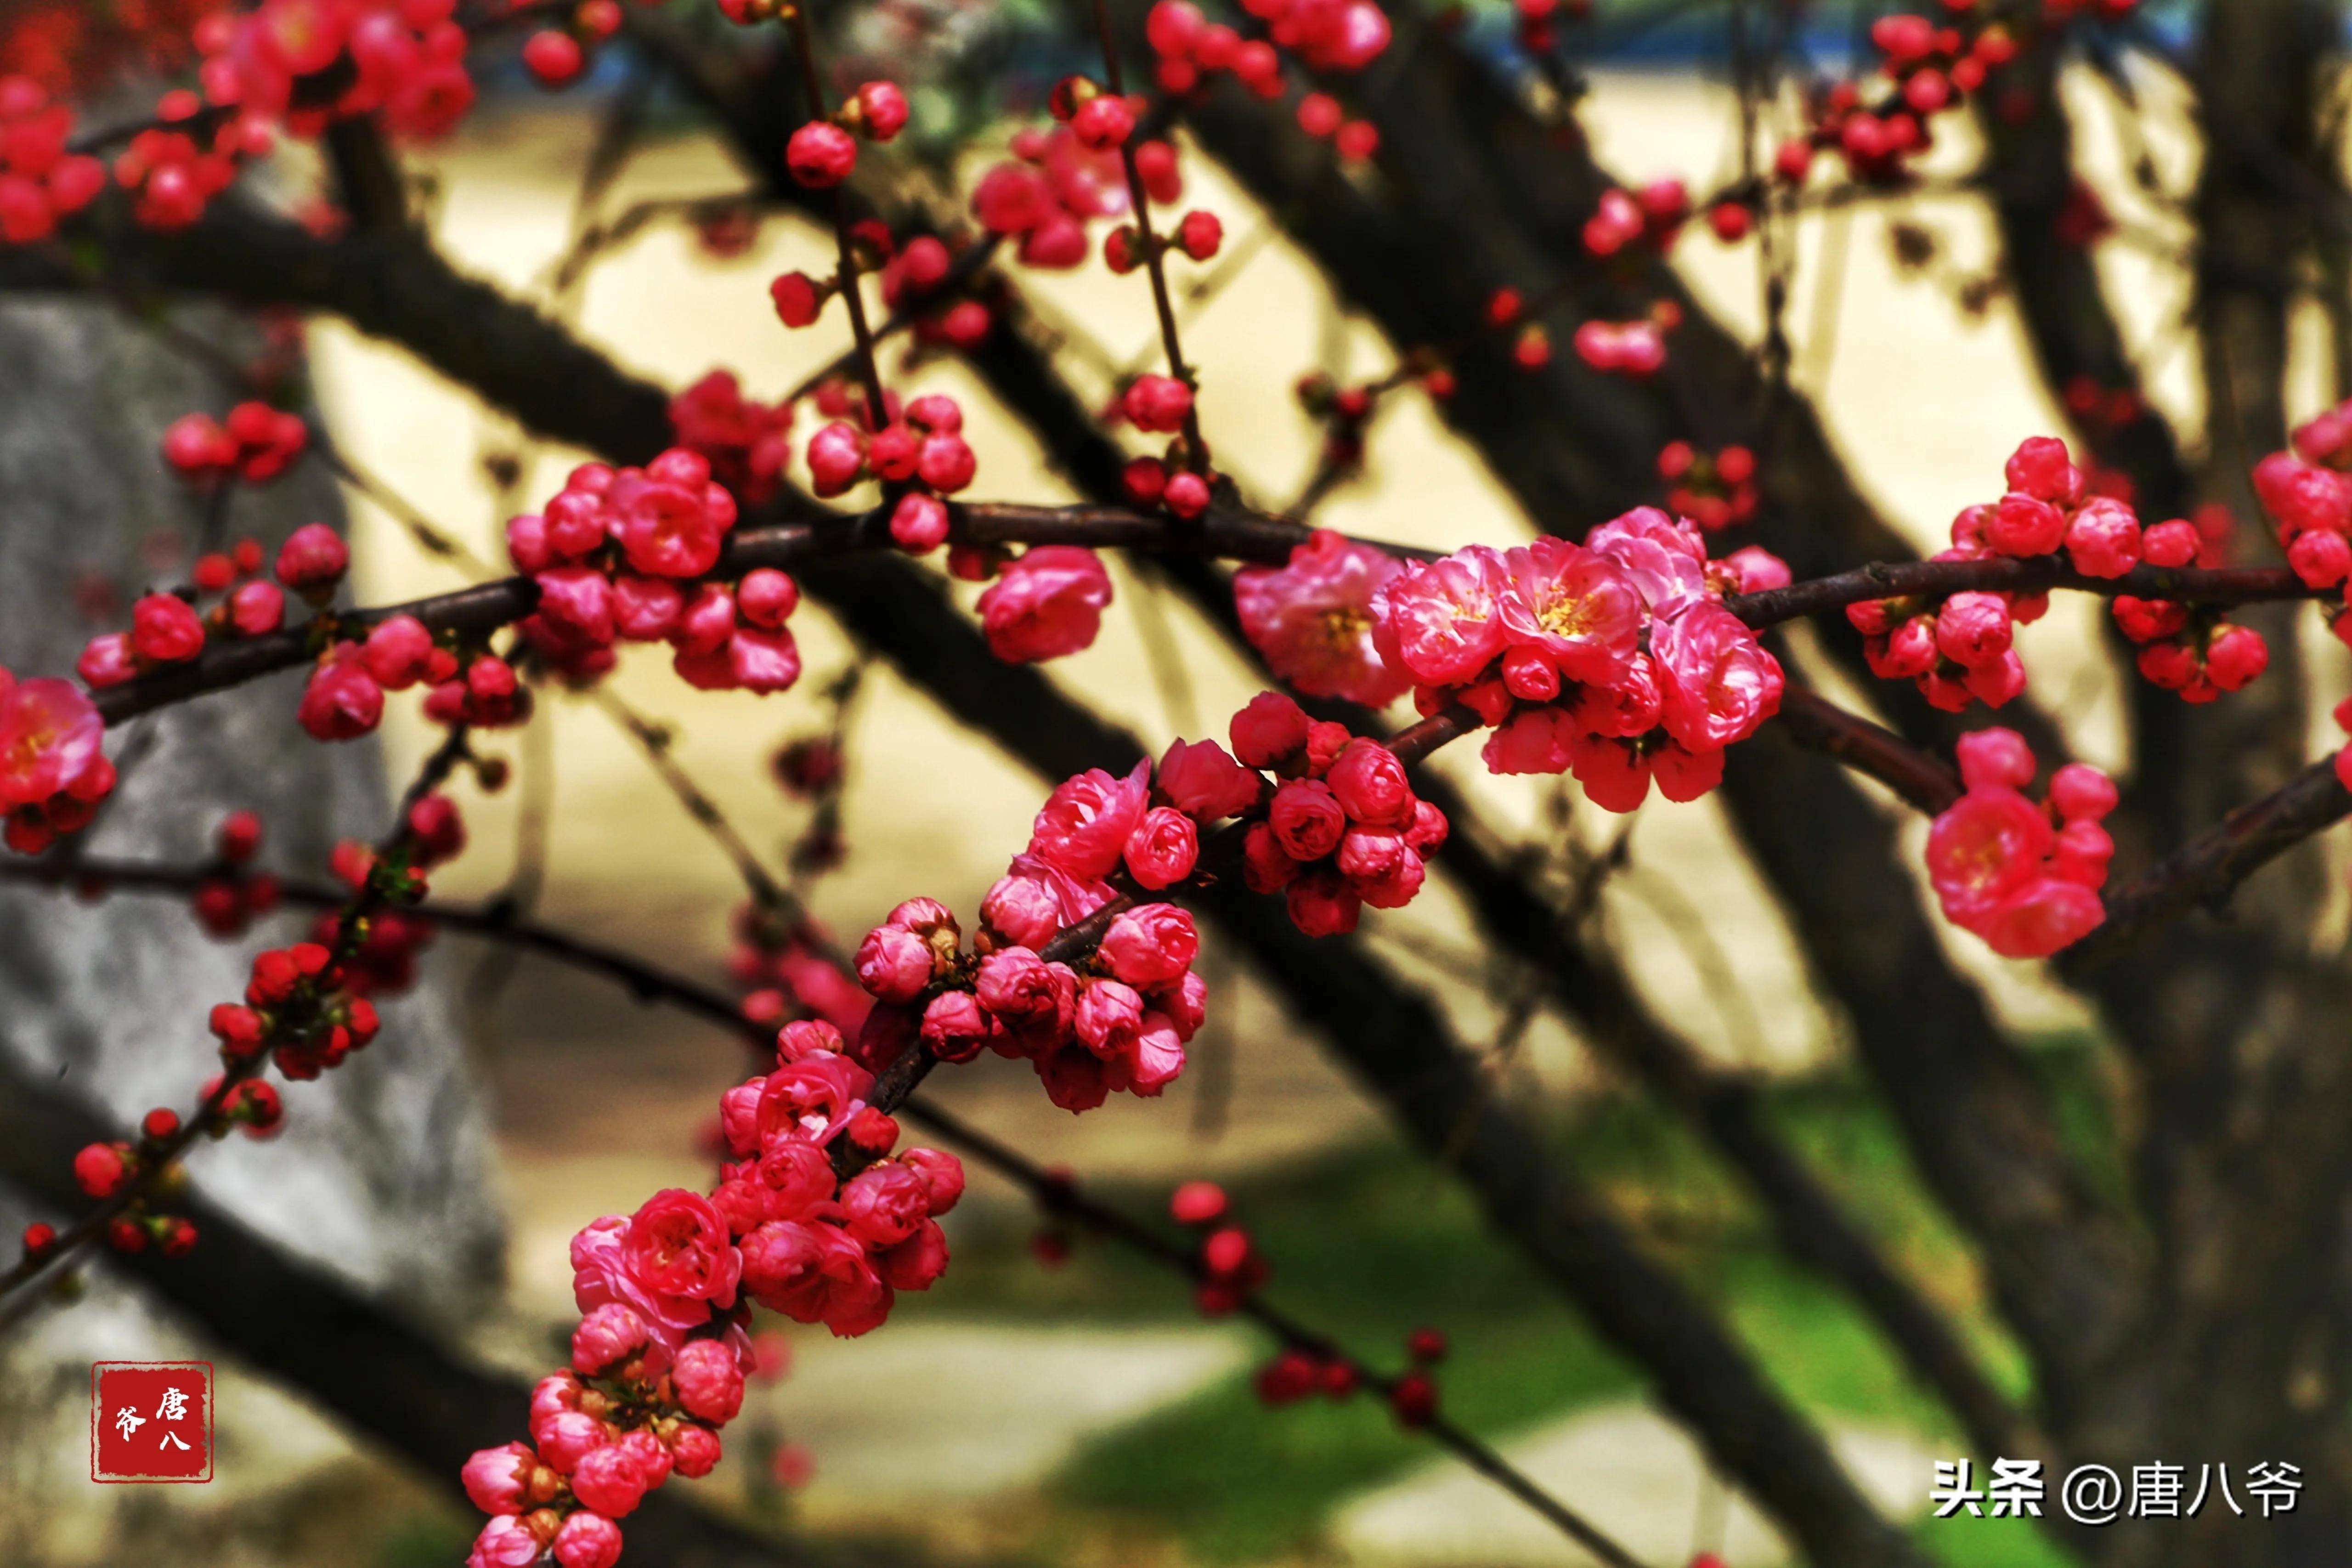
[{"left": 911, "top": 1040, "right": 2116, "bottom": 1564}]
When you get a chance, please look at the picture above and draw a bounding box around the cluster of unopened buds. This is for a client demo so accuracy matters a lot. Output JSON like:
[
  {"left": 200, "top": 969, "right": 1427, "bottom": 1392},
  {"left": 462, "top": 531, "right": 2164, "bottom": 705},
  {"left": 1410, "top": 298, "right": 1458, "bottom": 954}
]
[
  {"left": 198, "top": 0, "right": 476, "bottom": 143},
  {"left": 1229, "top": 694, "right": 1446, "bottom": 936},
  {"left": 775, "top": 221, "right": 992, "bottom": 352},
  {"left": 1259, "top": 1327, "right": 1443, "bottom": 1428},
  {"left": 507, "top": 449, "right": 803, "bottom": 695},
  {"left": 213, "top": 912, "right": 403, "bottom": 1083},
  {"left": 1926, "top": 728, "right": 2115, "bottom": 957},
  {"left": 0, "top": 75, "right": 106, "bottom": 243},
  {"left": 1159, "top": 1174, "right": 1454, "bottom": 1425},
  {"left": 1292, "top": 90, "right": 1379, "bottom": 161},
  {"left": 34, "top": 0, "right": 492, "bottom": 239},
  {"left": 1144, "top": 0, "right": 1389, "bottom": 101},
  {"left": 61, "top": 1113, "right": 204, "bottom": 1261},
  {"left": 781, "top": 77, "right": 906, "bottom": 191},
  {"left": 111, "top": 114, "right": 245, "bottom": 230},
  {"left": 856, "top": 884, "right": 1204, "bottom": 1114},
  {"left": 1502, "top": 0, "right": 1594, "bottom": 56},
  {"left": 162, "top": 400, "right": 310, "bottom": 485},
  {"left": 467, "top": 1019, "right": 965, "bottom": 1568},
  {"left": 1583, "top": 179, "right": 1686, "bottom": 263},
  {"left": 75, "top": 524, "right": 322, "bottom": 686},
  {"left": 877, "top": 228, "right": 995, "bottom": 351},
  {"left": 1657, "top": 442, "right": 1758, "bottom": 532},
  {"left": 970, "top": 78, "right": 1183, "bottom": 273},
  {"left": 728, "top": 899, "right": 869, "bottom": 1036},
  {"left": 1116, "top": 376, "right": 1217, "bottom": 520},
  {"left": 2256, "top": 396, "right": 2352, "bottom": 612},
  {"left": 191, "top": 809, "right": 281, "bottom": 938},
  {"left": 804, "top": 391, "right": 978, "bottom": 533},
  {"left": 25, "top": 841, "right": 435, "bottom": 1276},
  {"left": 1108, "top": 202, "right": 1224, "bottom": 272},
  {"left": 1772, "top": 13, "right": 2017, "bottom": 193},
  {"left": 519, "top": 0, "right": 625, "bottom": 88},
  {"left": 1572, "top": 312, "right": 1671, "bottom": 379},
  {"left": 1850, "top": 436, "right": 2266, "bottom": 709}
]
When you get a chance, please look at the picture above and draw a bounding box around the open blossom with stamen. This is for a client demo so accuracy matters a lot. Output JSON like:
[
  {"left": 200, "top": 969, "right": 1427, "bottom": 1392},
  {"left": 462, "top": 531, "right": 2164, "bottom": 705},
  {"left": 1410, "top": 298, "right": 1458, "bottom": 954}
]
[
  {"left": 1370, "top": 545, "right": 1509, "bottom": 687},
  {"left": 1496, "top": 538, "right": 1644, "bottom": 687},
  {"left": 1586, "top": 507, "right": 1710, "bottom": 620},
  {"left": 1924, "top": 728, "right": 2111, "bottom": 958},
  {"left": 0, "top": 671, "right": 103, "bottom": 815},
  {"left": 1361, "top": 511, "right": 1775, "bottom": 809},
  {"left": 1233, "top": 529, "right": 1410, "bottom": 706}
]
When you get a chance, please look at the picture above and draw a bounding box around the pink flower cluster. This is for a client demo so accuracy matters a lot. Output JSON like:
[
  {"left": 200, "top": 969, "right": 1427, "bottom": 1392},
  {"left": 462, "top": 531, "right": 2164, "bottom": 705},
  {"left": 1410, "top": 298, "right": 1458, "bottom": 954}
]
[
  {"left": 1925, "top": 729, "right": 2114, "bottom": 958},
  {"left": 1368, "top": 509, "right": 1784, "bottom": 812},
  {"left": 856, "top": 877, "right": 1205, "bottom": 1114},
  {"left": 471, "top": 1019, "right": 965, "bottom": 1568},
  {"left": 972, "top": 122, "right": 1161, "bottom": 270},
  {"left": 1142, "top": 0, "right": 1390, "bottom": 99},
  {"left": 803, "top": 393, "right": 978, "bottom": 546},
  {"left": 976, "top": 545, "right": 1115, "bottom": 662},
  {"left": 721, "top": 1022, "right": 961, "bottom": 1328},
  {"left": 0, "top": 76, "right": 104, "bottom": 244},
  {"left": 2256, "top": 397, "right": 2352, "bottom": 611},
  {"left": 1657, "top": 442, "right": 1758, "bottom": 532},
  {"left": 1227, "top": 693, "right": 1446, "bottom": 936},
  {"left": 1853, "top": 436, "right": 2266, "bottom": 709},
  {"left": 201, "top": 0, "right": 477, "bottom": 144},
  {"left": 1767, "top": 15, "right": 2016, "bottom": 195},
  {"left": 0, "top": 667, "right": 113, "bottom": 855},
  {"left": 1581, "top": 180, "right": 1686, "bottom": 260},
  {"left": 507, "top": 450, "right": 803, "bottom": 696},
  {"left": 668, "top": 372, "right": 793, "bottom": 505},
  {"left": 1235, "top": 529, "right": 1412, "bottom": 708},
  {"left": 162, "top": 401, "right": 310, "bottom": 485}
]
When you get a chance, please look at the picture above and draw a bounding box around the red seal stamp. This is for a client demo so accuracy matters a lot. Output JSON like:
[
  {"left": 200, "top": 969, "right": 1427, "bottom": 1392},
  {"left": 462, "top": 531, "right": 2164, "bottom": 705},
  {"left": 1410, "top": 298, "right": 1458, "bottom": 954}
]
[{"left": 90, "top": 1361, "right": 213, "bottom": 1483}]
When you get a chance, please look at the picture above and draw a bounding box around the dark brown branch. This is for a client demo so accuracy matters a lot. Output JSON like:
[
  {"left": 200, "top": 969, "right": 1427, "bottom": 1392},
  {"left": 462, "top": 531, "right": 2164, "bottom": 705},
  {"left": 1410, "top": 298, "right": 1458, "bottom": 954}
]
[
  {"left": 86, "top": 500, "right": 1418, "bottom": 726},
  {"left": 1724, "top": 558, "right": 2321, "bottom": 629},
  {"left": 2075, "top": 755, "right": 2352, "bottom": 964},
  {"left": 1774, "top": 688, "right": 1963, "bottom": 814},
  {"left": 899, "top": 1104, "right": 1642, "bottom": 1568},
  {"left": 322, "top": 116, "right": 409, "bottom": 234}
]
